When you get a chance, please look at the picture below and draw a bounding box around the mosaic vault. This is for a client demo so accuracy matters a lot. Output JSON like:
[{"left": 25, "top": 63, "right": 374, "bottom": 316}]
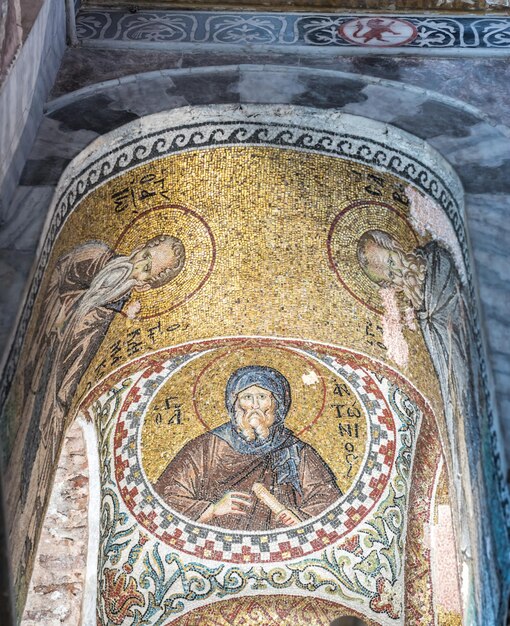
[{"left": 1, "top": 105, "right": 508, "bottom": 625}]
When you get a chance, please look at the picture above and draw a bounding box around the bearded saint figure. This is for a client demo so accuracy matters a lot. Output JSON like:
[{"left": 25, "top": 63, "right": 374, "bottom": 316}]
[
  {"left": 356, "top": 229, "right": 498, "bottom": 612},
  {"left": 5, "top": 234, "right": 185, "bottom": 587},
  {"left": 356, "top": 230, "right": 480, "bottom": 468},
  {"left": 154, "top": 366, "right": 342, "bottom": 532}
]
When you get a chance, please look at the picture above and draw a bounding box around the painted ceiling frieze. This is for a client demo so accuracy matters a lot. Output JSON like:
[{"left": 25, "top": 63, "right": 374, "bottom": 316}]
[
  {"left": 76, "top": 11, "right": 510, "bottom": 52},
  {"left": 1, "top": 105, "right": 508, "bottom": 624}
]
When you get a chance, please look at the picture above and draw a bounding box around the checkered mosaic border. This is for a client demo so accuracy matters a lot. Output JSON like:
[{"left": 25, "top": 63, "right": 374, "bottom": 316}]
[{"left": 113, "top": 346, "right": 397, "bottom": 563}]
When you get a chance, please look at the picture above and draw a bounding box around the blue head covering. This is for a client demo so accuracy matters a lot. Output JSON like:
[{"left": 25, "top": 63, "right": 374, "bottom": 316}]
[
  {"left": 212, "top": 365, "right": 304, "bottom": 494},
  {"left": 225, "top": 365, "right": 291, "bottom": 426}
]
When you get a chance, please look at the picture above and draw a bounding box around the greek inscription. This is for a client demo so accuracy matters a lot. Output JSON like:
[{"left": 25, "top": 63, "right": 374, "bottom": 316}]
[
  {"left": 333, "top": 380, "right": 351, "bottom": 396},
  {"left": 331, "top": 403, "right": 362, "bottom": 419},
  {"left": 344, "top": 442, "right": 359, "bottom": 478},
  {"left": 350, "top": 168, "right": 408, "bottom": 206},
  {"left": 365, "top": 320, "right": 386, "bottom": 350},
  {"left": 153, "top": 396, "right": 183, "bottom": 426},
  {"left": 99, "top": 322, "right": 189, "bottom": 378},
  {"left": 110, "top": 170, "right": 171, "bottom": 213},
  {"left": 338, "top": 423, "right": 360, "bottom": 438}
]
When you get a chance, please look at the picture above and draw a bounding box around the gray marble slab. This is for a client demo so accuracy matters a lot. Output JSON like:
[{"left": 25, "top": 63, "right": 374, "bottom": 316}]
[
  {"left": 465, "top": 193, "right": 510, "bottom": 455},
  {"left": 0, "top": 250, "right": 36, "bottom": 365},
  {"left": 49, "top": 50, "right": 510, "bottom": 128},
  {"left": 0, "top": 186, "right": 53, "bottom": 251},
  {"left": 0, "top": 0, "right": 66, "bottom": 212}
]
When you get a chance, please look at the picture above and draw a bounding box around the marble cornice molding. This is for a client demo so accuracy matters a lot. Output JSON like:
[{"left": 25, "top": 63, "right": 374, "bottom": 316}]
[{"left": 83, "top": 0, "right": 510, "bottom": 13}]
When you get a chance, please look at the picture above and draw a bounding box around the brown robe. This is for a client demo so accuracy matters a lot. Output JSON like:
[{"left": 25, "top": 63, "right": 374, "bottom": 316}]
[
  {"left": 5, "top": 241, "right": 126, "bottom": 593},
  {"left": 19, "top": 242, "right": 121, "bottom": 491},
  {"left": 154, "top": 431, "right": 342, "bottom": 531}
]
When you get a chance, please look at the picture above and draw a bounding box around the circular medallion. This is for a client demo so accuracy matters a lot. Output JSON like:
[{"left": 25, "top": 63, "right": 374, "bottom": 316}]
[
  {"left": 327, "top": 200, "right": 419, "bottom": 314},
  {"left": 113, "top": 340, "right": 397, "bottom": 563},
  {"left": 339, "top": 17, "right": 417, "bottom": 47}
]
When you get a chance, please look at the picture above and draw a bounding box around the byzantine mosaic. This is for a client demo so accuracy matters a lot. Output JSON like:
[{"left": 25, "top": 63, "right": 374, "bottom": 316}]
[{"left": 1, "top": 105, "right": 506, "bottom": 624}]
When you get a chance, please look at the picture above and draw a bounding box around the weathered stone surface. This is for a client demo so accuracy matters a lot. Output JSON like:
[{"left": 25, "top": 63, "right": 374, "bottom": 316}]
[
  {"left": 20, "top": 420, "right": 89, "bottom": 626},
  {"left": 80, "top": 0, "right": 509, "bottom": 12}
]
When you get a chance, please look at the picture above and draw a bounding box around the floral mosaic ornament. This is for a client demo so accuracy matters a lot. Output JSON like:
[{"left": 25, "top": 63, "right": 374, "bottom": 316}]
[
  {"left": 167, "top": 595, "right": 383, "bottom": 625},
  {"left": 102, "top": 569, "right": 144, "bottom": 625}
]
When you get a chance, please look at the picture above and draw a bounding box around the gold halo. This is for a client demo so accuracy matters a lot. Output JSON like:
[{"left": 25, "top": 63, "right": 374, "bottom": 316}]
[
  {"left": 140, "top": 344, "right": 368, "bottom": 495},
  {"left": 114, "top": 204, "right": 215, "bottom": 319},
  {"left": 327, "top": 200, "right": 419, "bottom": 314},
  {"left": 191, "top": 346, "right": 326, "bottom": 434}
]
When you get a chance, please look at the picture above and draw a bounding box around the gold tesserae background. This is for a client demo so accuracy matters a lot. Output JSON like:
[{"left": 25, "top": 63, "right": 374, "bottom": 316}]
[{"left": 25, "top": 146, "right": 445, "bottom": 422}]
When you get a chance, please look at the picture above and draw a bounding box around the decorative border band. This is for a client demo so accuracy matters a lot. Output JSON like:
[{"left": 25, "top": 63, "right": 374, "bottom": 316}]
[{"left": 76, "top": 11, "right": 510, "bottom": 51}]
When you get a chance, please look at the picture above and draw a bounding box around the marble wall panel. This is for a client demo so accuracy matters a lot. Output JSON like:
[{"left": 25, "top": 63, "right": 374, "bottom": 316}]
[
  {"left": 74, "top": 11, "right": 510, "bottom": 50},
  {"left": 0, "top": 0, "right": 66, "bottom": 217},
  {"left": 20, "top": 420, "right": 89, "bottom": 626}
]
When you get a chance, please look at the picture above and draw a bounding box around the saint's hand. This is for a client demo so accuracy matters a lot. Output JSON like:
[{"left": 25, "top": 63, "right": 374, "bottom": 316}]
[
  {"left": 276, "top": 508, "right": 300, "bottom": 527},
  {"left": 199, "top": 491, "right": 252, "bottom": 522},
  {"left": 212, "top": 491, "right": 252, "bottom": 517}
]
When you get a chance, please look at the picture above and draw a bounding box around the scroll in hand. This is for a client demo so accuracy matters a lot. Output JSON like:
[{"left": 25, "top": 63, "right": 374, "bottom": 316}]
[{"left": 252, "top": 482, "right": 300, "bottom": 527}]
